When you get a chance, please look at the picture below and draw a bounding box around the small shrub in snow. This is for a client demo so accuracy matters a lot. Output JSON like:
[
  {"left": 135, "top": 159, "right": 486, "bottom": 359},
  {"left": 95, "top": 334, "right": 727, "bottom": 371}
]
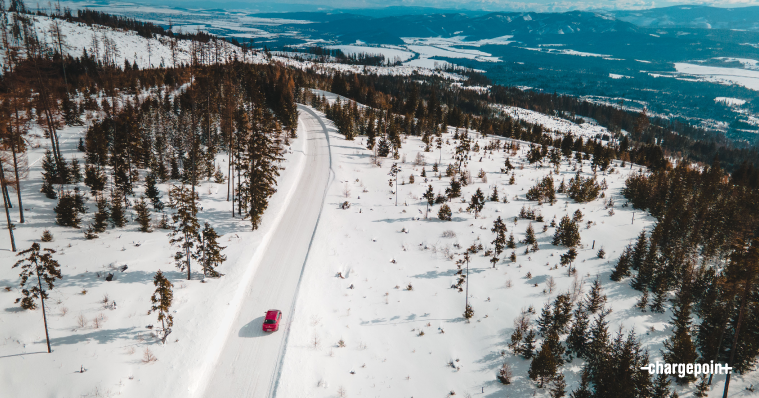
[
  {"left": 40, "top": 230, "right": 54, "bottom": 242},
  {"left": 337, "top": 338, "right": 345, "bottom": 348},
  {"left": 142, "top": 347, "right": 157, "bottom": 363},
  {"left": 442, "top": 230, "right": 456, "bottom": 238},
  {"left": 463, "top": 304, "right": 474, "bottom": 320},
  {"left": 497, "top": 362, "right": 513, "bottom": 384}
]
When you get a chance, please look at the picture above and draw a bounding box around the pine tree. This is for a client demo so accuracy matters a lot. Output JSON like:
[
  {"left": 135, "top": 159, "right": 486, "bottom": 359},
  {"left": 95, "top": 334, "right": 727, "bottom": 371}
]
[
  {"left": 438, "top": 204, "right": 452, "bottom": 221},
  {"left": 567, "top": 303, "right": 590, "bottom": 358},
  {"left": 199, "top": 222, "right": 226, "bottom": 277},
  {"left": 636, "top": 290, "right": 649, "bottom": 312},
  {"left": 523, "top": 223, "right": 537, "bottom": 246},
  {"left": 422, "top": 184, "right": 434, "bottom": 218},
  {"left": 585, "top": 278, "right": 607, "bottom": 314},
  {"left": 529, "top": 331, "right": 561, "bottom": 387},
  {"left": 134, "top": 197, "right": 152, "bottom": 232},
  {"left": 490, "top": 216, "right": 507, "bottom": 267},
  {"left": 467, "top": 188, "right": 485, "bottom": 218},
  {"left": 553, "top": 215, "right": 581, "bottom": 247},
  {"left": 537, "top": 303, "right": 554, "bottom": 336},
  {"left": 652, "top": 373, "right": 671, "bottom": 398},
  {"left": 168, "top": 185, "right": 201, "bottom": 280},
  {"left": 570, "top": 370, "right": 593, "bottom": 398},
  {"left": 631, "top": 230, "right": 648, "bottom": 271},
  {"left": 40, "top": 150, "right": 59, "bottom": 199},
  {"left": 520, "top": 328, "right": 537, "bottom": 359},
  {"left": 110, "top": 191, "right": 127, "bottom": 227},
  {"left": 509, "top": 173, "right": 516, "bottom": 185},
  {"left": 54, "top": 191, "right": 81, "bottom": 228},
  {"left": 560, "top": 248, "right": 578, "bottom": 268},
  {"left": 93, "top": 196, "right": 110, "bottom": 233},
  {"left": 12, "top": 243, "right": 62, "bottom": 353},
  {"left": 549, "top": 374, "right": 567, "bottom": 398},
  {"left": 69, "top": 158, "right": 83, "bottom": 183},
  {"left": 507, "top": 233, "right": 516, "bottom": 249},
  {"left": 149, "top": 270, "right": 174, "bottom": 343},
  {"left": 490, "top": 185, "right": 499, "bottom": 201},
  {"left": 84, "top": 165, "right": 106, "bottom": 195},
  {"left": 445, "top": 176, "right": 461, "bottom": 200},
  {"left": 145, "top": 172, "right": 164, "bottom": 211},
  {"left": 240, "top": 109, "right": 283, "bottom": 229},
  {"left": 662, "top": 288, "right": 698, "bottom": 384},
  {"left": 611, "top": 245, "right": 633, "bottom": 281}
]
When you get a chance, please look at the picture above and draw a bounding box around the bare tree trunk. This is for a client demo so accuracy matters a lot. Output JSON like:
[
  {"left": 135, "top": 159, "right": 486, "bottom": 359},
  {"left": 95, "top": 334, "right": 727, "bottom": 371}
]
[
  {"left": 36, "top": 272, "right": 52, "bottom": 352},
  {"left": 1, "top": 173, "right": 15, "bottom": 251}
]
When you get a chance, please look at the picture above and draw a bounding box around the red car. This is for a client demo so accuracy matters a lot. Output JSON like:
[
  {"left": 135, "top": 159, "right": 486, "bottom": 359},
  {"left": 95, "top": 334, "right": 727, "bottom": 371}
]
[{"left": 263, "top": 310, "right": 282, "bottom": 332}]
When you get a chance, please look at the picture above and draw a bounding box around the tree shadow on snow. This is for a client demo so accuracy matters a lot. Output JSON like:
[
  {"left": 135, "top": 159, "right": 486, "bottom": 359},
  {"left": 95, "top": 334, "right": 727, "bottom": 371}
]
[{"left": 44, "top": 327, "right": 139, "bottom": 346}]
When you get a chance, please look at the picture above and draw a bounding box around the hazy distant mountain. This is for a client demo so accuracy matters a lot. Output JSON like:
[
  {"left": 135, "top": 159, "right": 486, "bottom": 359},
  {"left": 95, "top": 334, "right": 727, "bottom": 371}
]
[{"left": 611, "top": 5, "right": 759, "bottom": 30}]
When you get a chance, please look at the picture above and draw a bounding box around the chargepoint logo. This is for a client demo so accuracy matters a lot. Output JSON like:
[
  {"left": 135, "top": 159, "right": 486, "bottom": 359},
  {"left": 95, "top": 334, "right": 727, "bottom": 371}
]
[{"left": 641, "top": 362, "right": 732, "bottom": 378}]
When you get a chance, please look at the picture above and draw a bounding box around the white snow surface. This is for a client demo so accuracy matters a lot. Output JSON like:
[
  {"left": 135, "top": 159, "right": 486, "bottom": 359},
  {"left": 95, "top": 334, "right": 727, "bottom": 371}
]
[
  {"left": 715, "top": 97, "right": 747, "bottom": 106},
  {"left": 495, "top": 105, "right": 613, "bottom": 140},
  {"left": 274, "top": 103, "right": 757, "bottom": 396},
  {"left": 674, "top": 62, "right": 759, "bottom": 91}
]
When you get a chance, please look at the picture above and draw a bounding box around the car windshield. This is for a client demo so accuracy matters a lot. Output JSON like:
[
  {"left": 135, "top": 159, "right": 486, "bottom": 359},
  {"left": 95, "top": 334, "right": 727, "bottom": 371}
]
[{"left": 264, "top": 319, "right": 276, "bottom": 324}]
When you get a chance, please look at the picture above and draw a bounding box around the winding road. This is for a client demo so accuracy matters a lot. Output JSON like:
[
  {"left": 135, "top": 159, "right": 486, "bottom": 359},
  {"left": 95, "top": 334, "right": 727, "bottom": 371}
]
[{"left": 203, "top": 105, "right": 333, "bottom": 398}]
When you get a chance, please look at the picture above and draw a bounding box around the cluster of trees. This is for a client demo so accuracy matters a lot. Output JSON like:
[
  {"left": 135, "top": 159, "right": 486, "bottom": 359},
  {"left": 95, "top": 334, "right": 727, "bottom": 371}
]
[
  {"left": 507, "top": 280, "right": 664, "bottom": 397},
  {"left": 610, "top": 158, "right": 759, "bottom": 392}
]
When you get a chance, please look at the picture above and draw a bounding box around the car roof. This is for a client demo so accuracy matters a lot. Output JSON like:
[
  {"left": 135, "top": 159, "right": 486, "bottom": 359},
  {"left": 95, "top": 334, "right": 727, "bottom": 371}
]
[{"left": 265, "top": 310, "right": 280, "bottom": 319}]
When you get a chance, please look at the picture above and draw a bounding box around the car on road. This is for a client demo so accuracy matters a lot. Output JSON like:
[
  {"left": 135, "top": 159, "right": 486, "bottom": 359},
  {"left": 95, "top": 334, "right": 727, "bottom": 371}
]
[{"left": 263, "top": 310, "right": 282, "bottom": 332}]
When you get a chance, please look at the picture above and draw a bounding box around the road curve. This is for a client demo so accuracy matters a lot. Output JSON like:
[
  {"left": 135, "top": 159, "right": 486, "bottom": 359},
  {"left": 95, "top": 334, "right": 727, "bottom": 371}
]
[{"left": 203, "top": 105, "right": 332, "bottom": 398}]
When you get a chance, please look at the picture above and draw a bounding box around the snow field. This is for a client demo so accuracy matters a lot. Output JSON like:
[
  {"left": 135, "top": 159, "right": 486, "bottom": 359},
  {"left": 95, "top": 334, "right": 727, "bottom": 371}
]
[
  {"left": 0, "top": 109, "right": 308, "bottom": 398},
  {"left": 276, "top": 119, "right": 694, "bottom": 396}
]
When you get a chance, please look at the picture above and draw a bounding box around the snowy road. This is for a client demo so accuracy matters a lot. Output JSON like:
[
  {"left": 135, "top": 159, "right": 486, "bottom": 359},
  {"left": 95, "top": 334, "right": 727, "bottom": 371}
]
[{"left": 202, "top": 106, "right": 333, "bottom": 398}]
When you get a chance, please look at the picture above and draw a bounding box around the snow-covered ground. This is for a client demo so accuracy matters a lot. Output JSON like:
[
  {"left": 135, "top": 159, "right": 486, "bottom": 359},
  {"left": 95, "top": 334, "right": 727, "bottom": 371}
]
[
  {"left": 674, "top": 63, "right": 759, "bottom": 91},
  {"left": 0, "top": 107, "right": 310, "bottom": 397},
  {"left": 276, "top": 96, "right": 758, "bottom": 397},
  {"left": 494, "top": 105, "right": 614, "bottom": 140}
]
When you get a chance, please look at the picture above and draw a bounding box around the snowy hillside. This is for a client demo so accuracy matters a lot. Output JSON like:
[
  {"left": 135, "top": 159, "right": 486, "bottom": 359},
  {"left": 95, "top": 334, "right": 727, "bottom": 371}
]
[
  {"left": 275, "top": 96, "right": 758, "bottom": 397},
  {"left": 1, "top": 13, "right": 465, "bottom": 81}
]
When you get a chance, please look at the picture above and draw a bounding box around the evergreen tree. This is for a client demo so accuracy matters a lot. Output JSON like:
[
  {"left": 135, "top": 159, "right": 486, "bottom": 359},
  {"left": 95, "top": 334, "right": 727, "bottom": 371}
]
[
  {"left": 490, "top": 185, "right": 499, "bottom": 202},
  {"left": 467, "top": 188, "right": 485, "bottom": 218},
  {"left": 553, "top": 215, "right": 581, "bottom": 247},
  {"left": 54, "top": 192, "right": 81, "bottom": 228},
  {"left": 630, "top": 231, "right": 648, "bottom": 271},
  {"left": 93, "top": 196, "right": 110, "bottom": 233},
  {"left": 549, "top": 374, "right": 567, "bottom": 398},
  {"left": 149, "top": 270, "right": 174, "bottom": 342},
  {"left": 652, "top": 373, "right": 671, "bottom": 398},
  {"left": 240, "top": 109, "right": 283, "bottom": 230},
  {"left": 40, "top": 150, "right": 59, "bottom": 199},
  {"left": 523, "top": 222, "right": 537, "bottom": 246},
  {"left": 110, "top": 190, "right": 127, "bottom": 227},
  {"left": 570, "top": 370, "right": 593, "bottom": 398},
  {"left": 438, "top": 204, "right": 452, "bottom": 221},
  {"left": 585, "top": 278, "right": 607, "bottom": 314},
  {"left": 567, "top": 303, "right": 590, "bottom": 358},
  {"left": 490, "top": 216, "right": 507, "bottom": 267},
  {"left": 69, "top": 159, "right": 83, "bottom": 183},
  {"left": 520, "top": 328, "right": 537, "bottom": 359},
  {"left": 445, "top": 176, "right": 461, "bottom": 200},
  {"left": 145, "top": 172, "right": 164, "bottom": 211},
  {"left": 537, "top": 303, "right": 554, "bottom": 336},
  {"left": 560, "top": 248, "right": 578, "bottom": 268},
  {"left": 84, "top": 165, "right": 107, "bottom": 195},
  {"left": 12, "top": 243, "right": 62, "bottom": 353},
  {"left": 529, "top": 331, "right": 562, "bottom": 388},
  {"left": 423, "top": 184, "right": 435, "bottom": 217},
  {"left": 199, "top": 222, "right": 226, "bottom": 277},
  {"left": 611, "top": 245, "right": 634, "bottom": 281},
  {"left": 507, "top": 233, "right": 516, "bottom": 249},
  {"left": 526, "top": 175, "right": 555, "bottom": 203},
  {"left": 662, "top": 288, "right": 698, "bottom": 384},
  {"left": 134, "top": 197, "right": 152, "bottom": 232},
  {"left": 168, "top": 185, "right": 201, "bottom": 280}
]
